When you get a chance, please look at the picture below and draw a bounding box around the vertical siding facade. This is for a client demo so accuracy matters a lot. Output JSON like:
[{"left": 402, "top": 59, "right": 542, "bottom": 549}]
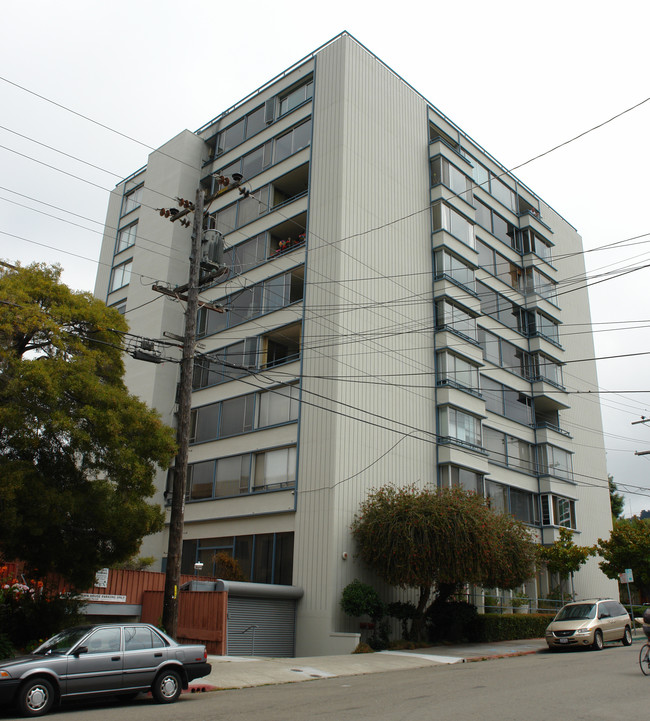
[{"left": 94, "top": 31, "right": 616, "bottom": 656}]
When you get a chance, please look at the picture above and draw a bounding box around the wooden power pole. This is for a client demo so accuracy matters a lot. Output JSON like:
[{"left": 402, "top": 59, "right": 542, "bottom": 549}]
[{"left": 161, "top": 187, "right": 205, "bottom": 638}]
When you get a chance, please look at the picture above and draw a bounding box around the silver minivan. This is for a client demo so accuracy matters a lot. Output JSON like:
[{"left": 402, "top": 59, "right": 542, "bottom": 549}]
[{"left": 545, "top": 598, "right": 632, "bottom": 651}]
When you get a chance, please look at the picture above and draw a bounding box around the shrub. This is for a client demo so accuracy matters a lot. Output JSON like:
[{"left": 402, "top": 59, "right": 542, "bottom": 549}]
[
  {"left": 340, "top": 580, "right": 384, "bottom": 621},
  {"left": 387, "top": 601, "right": 417, "bottom": 640},
  {"left": 0, "top": 567, "right": 85, "bottom": 650}
]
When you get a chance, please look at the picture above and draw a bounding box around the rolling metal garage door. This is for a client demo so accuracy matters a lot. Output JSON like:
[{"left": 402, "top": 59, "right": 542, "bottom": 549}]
[{"left": 226, "top": 596, "right": 296, "bottom": 657}]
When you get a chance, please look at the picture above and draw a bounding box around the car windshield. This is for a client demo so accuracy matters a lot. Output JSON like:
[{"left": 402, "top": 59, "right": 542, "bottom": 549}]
[
  {"left": 32, "top": 626, "right": 93, "bottom": 655},
  {"left": 555, "top": 603, "right": 596, "bottom": 621}
]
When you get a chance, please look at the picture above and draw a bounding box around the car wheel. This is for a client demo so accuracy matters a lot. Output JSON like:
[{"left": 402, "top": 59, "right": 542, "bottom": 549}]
[
  {"left": 17, "top": 677, "right": 55, "bottom": 717},
  {"left": 152, "top": 669, "right": 182, "bottom": 703},
  {"left": 623, "top": 626, "right": 633, "bottom": 646},
  {"left": 592, "top": 629, "right": 604, "bottom": 651}
]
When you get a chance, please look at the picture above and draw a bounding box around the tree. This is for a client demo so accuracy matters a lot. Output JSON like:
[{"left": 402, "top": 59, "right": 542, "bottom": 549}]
[
  {"left": 537, "top": 527, "right": 595, "bottom": 601},
  {"left": 609, "top": 475, "right": 625, "bottom": 520},
  {"left": 350, "top": 485, "right": 536, "bottom": 639},
  {"left": 597, "top": 517, "right": 650, "bottom": 600},
  {"left": 0, "top": 263, "right": 176, "bottom": 587}
]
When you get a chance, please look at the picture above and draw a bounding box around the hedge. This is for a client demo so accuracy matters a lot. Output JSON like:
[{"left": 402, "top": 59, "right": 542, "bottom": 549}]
[{"left": 468, "top": 613, "right": 553, "bottom": 642}]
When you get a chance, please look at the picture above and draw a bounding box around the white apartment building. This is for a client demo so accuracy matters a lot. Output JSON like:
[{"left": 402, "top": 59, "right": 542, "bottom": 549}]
[{"left": 94, "top": 32, "right": 618, "bottom": 656}]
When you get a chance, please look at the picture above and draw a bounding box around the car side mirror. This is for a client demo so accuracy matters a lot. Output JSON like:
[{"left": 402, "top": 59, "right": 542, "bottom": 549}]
[{"left": 74, "top": 646, "right": 88, "bottom": 657}]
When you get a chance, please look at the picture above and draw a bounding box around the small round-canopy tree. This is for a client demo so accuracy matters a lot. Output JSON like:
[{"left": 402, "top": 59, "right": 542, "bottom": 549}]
[
  {"left": 0, "top": 263, "right": 177, "bottom": 587},
  {"left": 537, "top": 526, "right": 595, "bottom": 601},
  {"left": 350, "top": 485, "right": 536, "bottom": 639},
  {"left": 597, "top": 517, "right": 650, "bottom": 600}
]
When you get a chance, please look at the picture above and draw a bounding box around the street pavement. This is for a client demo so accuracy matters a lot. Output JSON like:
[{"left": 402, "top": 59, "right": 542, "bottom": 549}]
[{"left": 189, "top": 638, "right": 549, "bottom": 692}]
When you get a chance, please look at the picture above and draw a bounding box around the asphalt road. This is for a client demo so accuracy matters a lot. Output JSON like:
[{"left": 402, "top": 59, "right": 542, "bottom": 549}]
[{"left": 2, "top": 643, "right": 647, "bottom": 720}]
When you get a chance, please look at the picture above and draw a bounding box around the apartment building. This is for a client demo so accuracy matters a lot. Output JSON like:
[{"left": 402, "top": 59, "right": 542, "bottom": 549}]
[{"left": 94, "top": 32, "right": 617, "bottom": 656}]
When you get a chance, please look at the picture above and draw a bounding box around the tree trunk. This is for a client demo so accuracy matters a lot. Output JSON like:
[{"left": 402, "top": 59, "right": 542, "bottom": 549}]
[{"left": 409, "top": 586, "right": 431, "bottom": 641}]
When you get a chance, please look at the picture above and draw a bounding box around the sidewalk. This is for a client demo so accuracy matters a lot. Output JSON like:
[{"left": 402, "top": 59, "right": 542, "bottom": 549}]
[{"left": 188, "top": 638, "right": 547, "bottom": 692}]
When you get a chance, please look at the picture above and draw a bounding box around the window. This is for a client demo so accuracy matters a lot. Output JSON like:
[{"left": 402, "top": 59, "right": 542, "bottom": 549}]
[
  {"left": 439, "top": 465, "right": 483, "bottom": 494},
  {"left": 532, "top": 354, "right": 563, "bottom": 386},
  {"left": 192, "top": 338, "right": 258, "bottom": 390},
  {"left": 217, "top": 118, "right": 245, "bottom": 155},
  {"left": 538, "top": 445, "right": 573, "bottom": 481},
  {"left": 541, "top": 494, "right": 576, "bottom": 528},
  {"left": 253, "top": 446, "right": 297, "bottom": 490},
  {"left": 481, "top": 375, "right": 533, "bottom": 425},
  {"left": 257, "top": 385, "right": 300, "bottom": 427},
  {"left": 438, "top": 406, "right": 482, "bottom": 447},
  {"left": 524, "top": 267, "right": 558, "bottom": 305},
  {"left": 484, "top": 427, "right": 534, "bottom": 473},
  {"left": 435, "top": 299, "right": 478, "bottom": 341},
  {"left": 431, "top": 157, "right": 472, "bottom": 202},
  {"left": 490, "top": 176, "right": 516, "bottom": 211},
  {"left": 436, "top": 351, "right": 479, "bottom": 392},
  {"left": 279, "top": 80, "right": 313, "bottom": 116},
  {"left": 116, "top": 222, "right": 137, "bottom": 253},
  {"left": 86, "top": 627, "right": 121, "bottom": 654},
  {"left": 226, "top": 233, "right": 268, "bottom": 273},
  {"left": 187, "top": 461, "right": 215, "bottom": 500},
  {"left": 274, "top": 119, "right": 312, "bottom": 163},
  {"left": 510, "top": 488, "right": 537, "bottom": 524},
  {"left": 110, "top": 299, "right": 127, "bottom": 315},
  {"left": 109, "top": 260, "right": 132, "bottom": 292},
  {"left": 197, "top": 268, "right": 304, "bottom": 337},
  {"left": 121, "top": 186, "right": 142, "bottom": 217},
  {"left": 181, "top": 533, "right": 294, "bottom": 584},
  {"left": 521, "top": 229, "right": 552, "bottom": 263},
  {"left": 219, "top": 395, "right": 255, "bottom": 437},
  {"left": 486, "top": 480, "right": 508, "bottom": 513},
  {"left": 434, "top": 249, "right": 475, "bottom": 290},
  {"left": 527, "top": 310, "right": 560, "bottom": 344},
  {"left": 215, "top": 455, "right": 249, "bottom": 496},
  {"left": 432, "top": 202, "right": 475, "bottom": 248},
  {"left": 476, "top": 282, "right": 525, "bottom": 334},
  {"left": 124, "top": 626, "right": 165, "bottom": 651}
]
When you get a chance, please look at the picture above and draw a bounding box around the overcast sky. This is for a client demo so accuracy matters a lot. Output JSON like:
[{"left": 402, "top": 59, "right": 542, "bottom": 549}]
[{"left": 2, "top": 0, "right": 650, "bottom": 515}]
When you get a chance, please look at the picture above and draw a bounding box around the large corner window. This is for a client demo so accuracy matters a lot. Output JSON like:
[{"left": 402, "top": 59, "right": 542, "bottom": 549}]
[
  {"left": 431, "top": 156, "right": 472, "bottom": 203},
  {"left": 435, "top": 298, "right": 478, "bottom": 342},
  {"left": 541, "top": 494, "right": 576, "bottom": 529},
  {"left": 434, "top": 248, "right": 475, "bottom": 291},
  {"left": 109, "top": 259, "right": 132, "bottom": 293},
  {"left": 120, "top": 186, "right": 142, "bottom": 217},
  {"left": 438, "top": 406, "right": 482, "bottom": 448},
  {"left": 432, "top": 202, "right": 475, "bottom": 249},
  {"left": 436, "top": 351, "right": 479, "bottom": 392},
  {"left": 116, "top": 222, "right": 137, "bottom": 254},
  {"left": 538, "top": 445, "right": 573, "bottom": 482},
  {"left": 439, "top": 465, "right": 484, "bottom": 494}
]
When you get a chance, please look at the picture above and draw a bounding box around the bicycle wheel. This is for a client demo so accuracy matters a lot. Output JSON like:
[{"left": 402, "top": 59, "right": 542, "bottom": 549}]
[{"left": 639, "top": 643, "right": 650, "bottom": 675}]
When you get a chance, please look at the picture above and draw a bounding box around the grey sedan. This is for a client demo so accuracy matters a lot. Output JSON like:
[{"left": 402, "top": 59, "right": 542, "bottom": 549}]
[{"left": 0, "top": 623, "right": 211, "bottom": 717}]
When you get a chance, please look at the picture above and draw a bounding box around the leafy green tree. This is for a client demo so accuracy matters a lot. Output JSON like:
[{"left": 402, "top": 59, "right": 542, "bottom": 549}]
[
  {"left": 609, "top": 475, "right": 625, "bottom": 520},
  {"left": 537, "top": 527, "right": 595, "bottom": 601},
  {"left": 350, "top": 485, "right": 536, "bottom": 639},
  {"left": 597, "top": 517, "right": 650, "bottom": 600},
  {"left": 0, "top": 263, "right": 176, "bottom": 587}
]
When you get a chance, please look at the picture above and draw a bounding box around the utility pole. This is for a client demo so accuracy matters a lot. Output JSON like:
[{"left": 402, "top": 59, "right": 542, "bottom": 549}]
[{"left": 161, "top": 187, "right": 204, "bottom": 638}]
